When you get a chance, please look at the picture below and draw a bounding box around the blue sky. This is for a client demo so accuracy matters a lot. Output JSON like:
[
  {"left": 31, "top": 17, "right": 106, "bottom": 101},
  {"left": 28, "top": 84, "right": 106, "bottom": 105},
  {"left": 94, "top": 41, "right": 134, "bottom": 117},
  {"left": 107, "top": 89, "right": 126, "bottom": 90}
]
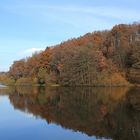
[{"left": 0, "top": 0, "right": 140, "bottom": 71}]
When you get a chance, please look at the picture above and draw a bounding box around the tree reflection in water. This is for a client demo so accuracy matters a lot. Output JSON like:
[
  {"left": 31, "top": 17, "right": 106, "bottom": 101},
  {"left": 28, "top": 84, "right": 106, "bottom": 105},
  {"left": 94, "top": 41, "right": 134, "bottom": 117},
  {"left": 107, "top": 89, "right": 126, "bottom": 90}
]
[{"left": 7, "top": 86, "right": 140, "bottom": 140}]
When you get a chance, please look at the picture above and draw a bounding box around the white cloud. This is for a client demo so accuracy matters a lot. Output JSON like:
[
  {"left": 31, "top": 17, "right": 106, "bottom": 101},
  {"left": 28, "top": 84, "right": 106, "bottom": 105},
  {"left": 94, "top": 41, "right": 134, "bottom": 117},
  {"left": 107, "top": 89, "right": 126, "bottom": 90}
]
[
  {"left": 24, "top": 48, "right": 44, "bottom": 53},
  {"left": 23, "top": 48, "right": 45, "bottom": 54}
]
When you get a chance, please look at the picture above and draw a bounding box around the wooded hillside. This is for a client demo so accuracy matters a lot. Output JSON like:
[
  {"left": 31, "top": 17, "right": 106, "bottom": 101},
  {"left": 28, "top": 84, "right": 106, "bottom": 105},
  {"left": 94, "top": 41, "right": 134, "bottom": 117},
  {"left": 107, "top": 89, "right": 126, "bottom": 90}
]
[{"left": 7, "top": 23, "right": 140, "bottom": 86}]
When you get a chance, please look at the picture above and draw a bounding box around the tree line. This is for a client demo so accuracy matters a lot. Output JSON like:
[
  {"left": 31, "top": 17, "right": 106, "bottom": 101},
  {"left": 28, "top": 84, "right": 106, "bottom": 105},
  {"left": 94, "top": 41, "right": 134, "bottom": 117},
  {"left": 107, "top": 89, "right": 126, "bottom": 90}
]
[{"left": 1, "top": 23, "right": 140, "bottom": 86}]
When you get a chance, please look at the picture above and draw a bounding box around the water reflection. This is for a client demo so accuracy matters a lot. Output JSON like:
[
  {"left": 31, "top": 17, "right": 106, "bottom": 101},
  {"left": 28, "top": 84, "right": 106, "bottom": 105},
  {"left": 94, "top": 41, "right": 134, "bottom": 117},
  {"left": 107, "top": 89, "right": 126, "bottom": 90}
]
[{"left": 1, "top": 86, "right": 140, "bottom": 140}]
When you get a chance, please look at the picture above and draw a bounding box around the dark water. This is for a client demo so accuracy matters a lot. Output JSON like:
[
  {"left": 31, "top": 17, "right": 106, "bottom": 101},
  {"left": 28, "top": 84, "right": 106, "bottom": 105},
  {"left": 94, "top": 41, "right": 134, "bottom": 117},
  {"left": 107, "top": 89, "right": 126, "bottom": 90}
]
[{"left": 0, "top": 86, "right": 140, "bottom": 140}]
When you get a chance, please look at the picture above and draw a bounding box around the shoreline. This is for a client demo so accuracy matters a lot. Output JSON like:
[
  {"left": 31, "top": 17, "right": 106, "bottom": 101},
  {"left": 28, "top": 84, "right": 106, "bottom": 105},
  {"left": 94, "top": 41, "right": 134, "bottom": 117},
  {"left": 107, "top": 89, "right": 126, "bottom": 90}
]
[{"left": 3, "top": 83, "right": 137, "bottom": 88}]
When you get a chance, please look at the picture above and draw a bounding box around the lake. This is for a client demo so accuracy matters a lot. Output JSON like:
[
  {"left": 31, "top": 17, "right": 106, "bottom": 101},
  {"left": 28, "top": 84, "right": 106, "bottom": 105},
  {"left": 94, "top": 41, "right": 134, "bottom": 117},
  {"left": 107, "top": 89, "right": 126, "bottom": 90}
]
[{"left": 0, "top": 86, "right": 140, "bottom": 140}]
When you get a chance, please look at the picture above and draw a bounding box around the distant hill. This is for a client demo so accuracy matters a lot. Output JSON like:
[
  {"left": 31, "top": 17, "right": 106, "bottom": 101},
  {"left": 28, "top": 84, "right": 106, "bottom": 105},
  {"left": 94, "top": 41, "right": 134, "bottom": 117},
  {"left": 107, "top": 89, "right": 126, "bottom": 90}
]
[{"left": 7, "top": 23, "right": 140, "bottom": 86}]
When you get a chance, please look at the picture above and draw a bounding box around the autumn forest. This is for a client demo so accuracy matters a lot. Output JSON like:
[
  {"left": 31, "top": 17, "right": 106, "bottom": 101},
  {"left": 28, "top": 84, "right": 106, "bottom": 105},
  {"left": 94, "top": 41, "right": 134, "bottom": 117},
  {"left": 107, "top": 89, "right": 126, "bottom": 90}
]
[{"left": 0, "top": 23, "right": 140, "bottom": 86}]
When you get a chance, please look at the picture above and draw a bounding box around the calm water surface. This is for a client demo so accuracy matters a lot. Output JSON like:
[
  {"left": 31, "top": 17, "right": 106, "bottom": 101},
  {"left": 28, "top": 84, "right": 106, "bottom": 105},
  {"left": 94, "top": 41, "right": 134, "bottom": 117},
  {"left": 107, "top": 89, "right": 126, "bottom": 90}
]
[{"left": 0, "top": 86, "right": 140, "bottom": 140}]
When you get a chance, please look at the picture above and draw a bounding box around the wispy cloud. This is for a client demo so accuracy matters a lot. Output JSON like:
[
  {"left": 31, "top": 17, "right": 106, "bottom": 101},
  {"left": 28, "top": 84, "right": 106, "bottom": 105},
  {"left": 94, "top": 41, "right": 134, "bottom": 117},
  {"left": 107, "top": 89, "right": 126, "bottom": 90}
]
[
  {"left": 2, "top": 2, "right": 140, "bottom": 34},
  {"left": 46, "top": 5, "right": 140, "bottom": 21},
  {"left": 4, "top": 2, "right": 140, "bottom": 21}
]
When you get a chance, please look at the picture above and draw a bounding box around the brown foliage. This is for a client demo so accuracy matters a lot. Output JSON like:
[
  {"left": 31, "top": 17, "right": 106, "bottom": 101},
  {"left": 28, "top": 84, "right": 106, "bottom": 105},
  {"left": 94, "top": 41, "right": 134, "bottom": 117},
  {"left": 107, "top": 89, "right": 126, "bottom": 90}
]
[{"left": 8, "top": 23, "right": 140, "bottom": 85}]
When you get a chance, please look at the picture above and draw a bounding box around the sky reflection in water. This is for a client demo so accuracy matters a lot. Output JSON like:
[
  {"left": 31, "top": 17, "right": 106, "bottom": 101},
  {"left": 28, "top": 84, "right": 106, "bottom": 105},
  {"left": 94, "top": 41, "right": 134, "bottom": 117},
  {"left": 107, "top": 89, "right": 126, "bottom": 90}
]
[{"left": 0, "top": 95, "right": 97, "bottom": 140}]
